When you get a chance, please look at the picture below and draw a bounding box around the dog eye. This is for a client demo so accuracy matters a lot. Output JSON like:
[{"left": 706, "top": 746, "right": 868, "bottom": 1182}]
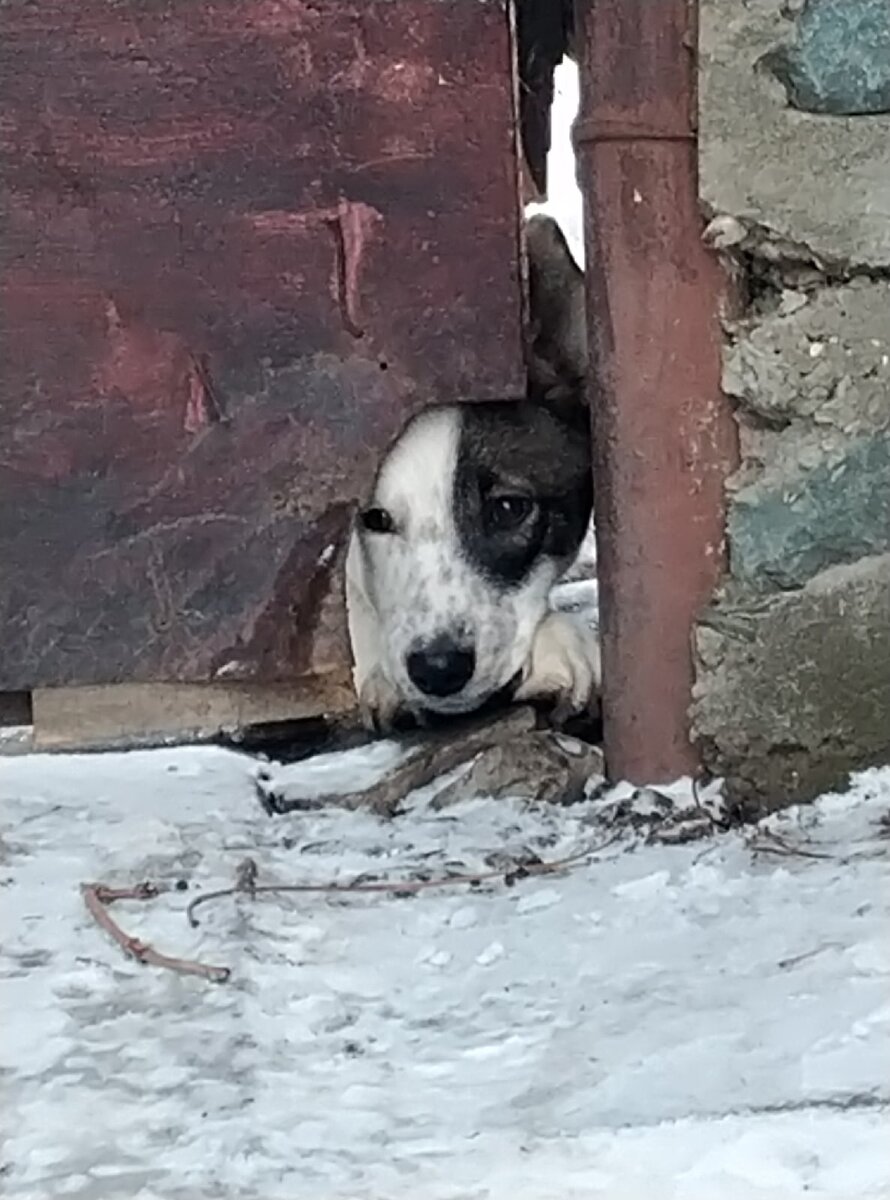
[
  {"left": 484, "top": 494, "right": 535, "bottom": 532},
  {"left": 359, "top": 506, "right": 395, "bottom": 534}
]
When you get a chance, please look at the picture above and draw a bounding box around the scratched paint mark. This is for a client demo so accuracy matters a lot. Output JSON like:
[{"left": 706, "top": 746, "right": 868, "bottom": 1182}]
[
  {"left": 327, "top": 199, "right": 383, "bottom": 338},
  {"left": 247, "top": 200, "right": 382, "bottom": 337},
  {"left": 184, "top": 355, "right": 226, "bottom": 433}
]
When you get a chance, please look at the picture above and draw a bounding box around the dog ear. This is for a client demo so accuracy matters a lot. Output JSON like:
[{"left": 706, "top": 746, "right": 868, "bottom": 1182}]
[{"left": 524, "top": 214, "right": 588, "bottom": 420}]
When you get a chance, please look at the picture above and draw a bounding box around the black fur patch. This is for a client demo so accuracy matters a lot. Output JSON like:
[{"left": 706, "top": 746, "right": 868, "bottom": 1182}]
[{"left": 454, "top": 401, "right": 592, "bottom": 590}]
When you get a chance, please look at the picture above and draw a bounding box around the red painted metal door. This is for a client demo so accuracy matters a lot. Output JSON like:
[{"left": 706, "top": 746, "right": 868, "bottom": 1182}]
[{"left": 0, "top": 1, "right": 525, "bottom": 692}]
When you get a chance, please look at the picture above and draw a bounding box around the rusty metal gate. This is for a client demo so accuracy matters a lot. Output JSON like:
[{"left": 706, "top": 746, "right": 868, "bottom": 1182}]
[{"left": 0, "top": 1, "right": 525, "bottom": 701}]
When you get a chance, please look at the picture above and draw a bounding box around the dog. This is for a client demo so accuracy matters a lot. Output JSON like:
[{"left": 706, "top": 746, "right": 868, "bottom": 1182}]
[{"left": 346, "top": 214, "right": 599, "bottom": 731}]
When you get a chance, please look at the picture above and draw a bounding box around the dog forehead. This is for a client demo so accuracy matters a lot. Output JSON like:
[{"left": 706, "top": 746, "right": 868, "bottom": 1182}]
[
  {"left": 373, "top": 405, "right": 460, "bottom": 524},
  {"left": 456, "top": 400, "right": 582, "bottom": 490}
]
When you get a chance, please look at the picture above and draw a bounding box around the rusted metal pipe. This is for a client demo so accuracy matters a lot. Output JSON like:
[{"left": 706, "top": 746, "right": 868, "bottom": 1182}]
[{"left": 574, "top": 0, "right": 738, "bottom": 782}]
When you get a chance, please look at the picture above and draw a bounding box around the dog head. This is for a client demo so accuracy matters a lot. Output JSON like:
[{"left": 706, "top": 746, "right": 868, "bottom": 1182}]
[{"left": 352, "top": 400, "right": 591, "bottom": 714}]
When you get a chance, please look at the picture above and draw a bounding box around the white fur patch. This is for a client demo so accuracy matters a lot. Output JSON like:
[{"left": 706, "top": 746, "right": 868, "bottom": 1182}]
[{"left": 514, "top": 610, "right": 602, "bottom": 720}]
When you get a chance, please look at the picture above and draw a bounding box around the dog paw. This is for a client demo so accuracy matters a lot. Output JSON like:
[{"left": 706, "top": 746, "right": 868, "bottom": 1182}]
[
  {"left": 514, "top": 611, "right": 601, "bottom": 723},
  {"left": 356, "top": 665, "right": 405, "bottom": 734}
]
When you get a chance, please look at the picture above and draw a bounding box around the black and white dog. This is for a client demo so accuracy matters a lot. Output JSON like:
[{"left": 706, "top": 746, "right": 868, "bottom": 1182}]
[{"left": 346, "top": 215, "right": 599, "bottom": 730}]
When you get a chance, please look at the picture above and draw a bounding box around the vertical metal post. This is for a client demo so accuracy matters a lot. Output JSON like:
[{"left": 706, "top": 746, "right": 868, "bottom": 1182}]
[{"left": 574, "top": 0, "right": 738, "bottom": 782}]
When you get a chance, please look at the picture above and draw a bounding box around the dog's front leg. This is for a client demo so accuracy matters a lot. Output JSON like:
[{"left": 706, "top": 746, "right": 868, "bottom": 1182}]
[{"left": 514, "top": 610, "right": 601, "bottom": 723}]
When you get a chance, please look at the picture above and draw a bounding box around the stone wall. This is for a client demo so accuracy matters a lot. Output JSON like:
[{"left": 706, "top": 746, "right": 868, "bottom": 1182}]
[{"left": 694, "top": 0, "right": 890, "bottom": 815}]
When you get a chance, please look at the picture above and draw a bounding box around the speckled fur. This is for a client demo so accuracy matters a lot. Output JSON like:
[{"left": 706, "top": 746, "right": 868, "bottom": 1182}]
[{"left": 346, "top": 406, "right": 597, "bottom": 727}]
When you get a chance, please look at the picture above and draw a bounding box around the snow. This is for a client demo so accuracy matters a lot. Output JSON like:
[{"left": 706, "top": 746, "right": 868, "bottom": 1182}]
[
  {"left": 2, "top": 745, "right": 889, "bottom": 1199},
  {"left": 525, "top": 59, "right": 584, "bottom": 269},
  {"left": 259, "top": 736, "right": 410, "bottom": 803}
]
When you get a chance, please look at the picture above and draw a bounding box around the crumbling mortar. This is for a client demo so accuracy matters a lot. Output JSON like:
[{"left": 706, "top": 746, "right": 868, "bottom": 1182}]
[{"left": 704, "top": 208, "right": 890, "bottom": 319}]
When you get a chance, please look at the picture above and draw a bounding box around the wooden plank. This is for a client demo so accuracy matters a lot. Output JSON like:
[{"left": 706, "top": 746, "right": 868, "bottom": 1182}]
[{"left": 32, "top": 676, "right": 355, "bottom": 752}]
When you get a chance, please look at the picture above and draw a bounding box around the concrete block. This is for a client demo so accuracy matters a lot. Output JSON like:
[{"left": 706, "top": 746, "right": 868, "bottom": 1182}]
[
  {"left": 729, "top": 434, "right": 890, "bottom": 588},
  {"left": 762, "top": 0, "right": 890, "bottom": 116},
  {"left": 700, "top": 0, "right": 890, "bottom": 265},
  {"left": 723, "top": 282, "right": 890, "bottom": 587},
  {"left": 692, "top": 554, "right": 890, "bottom": 816},
  {"left": 723, "top": 281, "right": 890, "bottom": 433}
]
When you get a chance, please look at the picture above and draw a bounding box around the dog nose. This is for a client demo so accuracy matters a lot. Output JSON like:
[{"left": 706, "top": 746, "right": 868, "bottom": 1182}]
[{"left": 406, "top": 638, "right": 475, "bottom": 698}]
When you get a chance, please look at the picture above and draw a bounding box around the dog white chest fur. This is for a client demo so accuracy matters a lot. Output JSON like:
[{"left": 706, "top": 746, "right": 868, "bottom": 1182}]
[{"left": 346, "top": 403, "right": 600, "bottom": 729}]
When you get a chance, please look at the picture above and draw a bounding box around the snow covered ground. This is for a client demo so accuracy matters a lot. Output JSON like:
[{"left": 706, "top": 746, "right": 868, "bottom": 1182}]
[{"left": 2, "top": 744, "right": 889, "bottom": 1199}]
